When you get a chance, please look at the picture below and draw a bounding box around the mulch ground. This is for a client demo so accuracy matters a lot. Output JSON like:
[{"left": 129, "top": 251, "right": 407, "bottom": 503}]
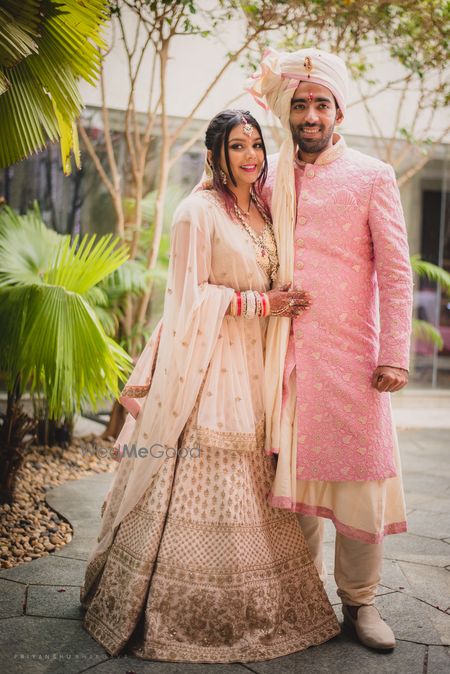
[{"left": 0, "top": 435, "right": 116, "bottom": 569}]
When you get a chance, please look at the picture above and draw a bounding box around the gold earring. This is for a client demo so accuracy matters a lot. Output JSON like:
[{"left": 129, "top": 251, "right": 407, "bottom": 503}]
[{"left": 220, "top": 169, "right": 227, "bottom": 185}]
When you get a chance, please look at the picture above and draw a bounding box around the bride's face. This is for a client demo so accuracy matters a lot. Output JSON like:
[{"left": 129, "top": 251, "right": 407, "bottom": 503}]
[{"left": 220, "top": 123, "right": 265, "bottom": 187}]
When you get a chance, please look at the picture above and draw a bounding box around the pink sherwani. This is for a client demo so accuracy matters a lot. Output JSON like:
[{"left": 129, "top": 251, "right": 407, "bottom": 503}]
[
  {"left": 263, "top": 135, "right": 413, "bottom": 542},
  {"left": 264, "top": 136, "right": 413, "bottom": 482}
]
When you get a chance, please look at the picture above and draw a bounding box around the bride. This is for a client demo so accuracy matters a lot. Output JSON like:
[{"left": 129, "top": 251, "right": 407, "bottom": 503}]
[{"left": 80, "top": 109, "right": 339, "bottom": 662}]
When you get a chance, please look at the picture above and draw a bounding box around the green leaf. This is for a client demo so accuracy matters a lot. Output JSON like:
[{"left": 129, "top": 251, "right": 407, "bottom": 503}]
[
  {"left": 411, "top": 255, "right": 450, "bottom": 295},
  {"left": 0, "top": 204, "right": 62, "bottom": 287},
  {"left": 101, "top": 259, "right": 151, "bottom": 299},
  {"left": 412, "top": 319, "right": 444, "bottom": 350},
  {"left": 0, "top": 205, "right": 132, "bottom": 418},
  {"left": 0, "top": 0, "right": 107, "bottom": 172},
  {"left": 0, "top": 1, "right": 40, "bottom": 69},
  {"left": 45, "top": 233, "right": 129, "bottom": 294}
]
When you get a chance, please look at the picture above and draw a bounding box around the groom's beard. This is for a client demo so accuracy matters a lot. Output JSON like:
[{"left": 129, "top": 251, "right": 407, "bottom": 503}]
[{"left": 291, "top": 122, "right": 335, "bottom": 155}]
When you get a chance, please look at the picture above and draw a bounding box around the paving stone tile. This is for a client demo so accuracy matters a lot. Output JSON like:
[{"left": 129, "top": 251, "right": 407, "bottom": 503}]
[
  {"left": 0, "top": 578, "right": 26, "bottom": 617},
  {"left": 0, "top": 616, "right": 108, "bottom": 674},
  {"left": 46, "top": 474, "right": 111, "bottom": 528},
  {"left": 323, "top": 518, "right": 335, "bottom": 543},
  {"left": 428, "top": 610, "right": 450, "bottom": 647},
  {"left": 87, "top": 659, "right": 246, "bottom": 674},
  {"left": 376, "top": 592, "right": 450, "bottom": 646},
  {"left": 383, "top": 533, "right": 450, "bottom": 567},
  {"left": 381, "top": 559, "right": 414, "bottom": 592},
  {"left": 398, "top": 561, "right": 450, "bottom": 611},
  {"left": 411, "top": 429, "right": 450, "bottom": 452},
  {"left": 404, "top": 492, "right": 447, "bottom": 510},
  {"left": 322, "top": 540, "right": 335, "bottom": 571},
  {"left": 247, "top": 628, "right": 425, "bottom": 674},
  {"left": 0, "top": 554, "right": 86, "bottom": 586},
  {"left": 406, "top": 511, "right": 450, "bottom": 541},
  {"left": 427, "top": 645, "right": 450, "bottom": 674},
  {"left": 403, "top": 472, "right": 450, "bottom": 498},
  {"left": 419, "top": 498, "right": 450, "bottom": 515},
  {"left": 325, "top": 574, "right": 340, "bottom": 606},
  {"left": 53, "top": 534, "right": 99, "bottom": 562},
  {"left": 26, "top": 585, "right": 84, "bottom": 620}
]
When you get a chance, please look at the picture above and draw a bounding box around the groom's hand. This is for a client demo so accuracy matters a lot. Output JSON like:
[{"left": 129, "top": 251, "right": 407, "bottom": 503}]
[{"left": 372, "top": 365, "right": 409, "bottom": 393}]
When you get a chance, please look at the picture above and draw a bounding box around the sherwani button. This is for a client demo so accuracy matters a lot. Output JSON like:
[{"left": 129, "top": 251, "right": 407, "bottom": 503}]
[
  {"left": 306, "top": 169, "right": 315, "bottom": 178},
  {"left": 296, "top": 261, "right": 304, "bottom": 269},
  {"left": 299, "top": 216, "right": 307, "bottom": 225},
  {"left": 295, "top": 330, "right": 303, "bottom": 338},
  {"left": 296, "top": 238, "right": 305, "bottom": 246},
  {"left": 302, "top": 192, "right": 309, "bottom": 200}
]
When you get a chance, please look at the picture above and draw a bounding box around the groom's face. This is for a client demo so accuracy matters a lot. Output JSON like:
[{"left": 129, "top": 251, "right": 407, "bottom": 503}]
[{"left": 289, "top": 82, "right": 344, "bottom": 157}]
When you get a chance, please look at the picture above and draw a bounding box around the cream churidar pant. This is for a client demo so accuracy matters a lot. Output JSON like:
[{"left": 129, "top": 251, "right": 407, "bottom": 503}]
[{"left": 270, "top": 368, "right": 407, "bottom": 605}]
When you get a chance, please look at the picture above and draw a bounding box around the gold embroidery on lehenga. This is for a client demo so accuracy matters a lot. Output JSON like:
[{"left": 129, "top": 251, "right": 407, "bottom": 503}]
[
  {"left": 82, "top": 434, "right": 340, "bottom": 661},
  {"left": 121, "top": 384, "right": 151, "bottom": 398},
  {"left": 196, "top": 417, "right": 264, "bottom": 452}
]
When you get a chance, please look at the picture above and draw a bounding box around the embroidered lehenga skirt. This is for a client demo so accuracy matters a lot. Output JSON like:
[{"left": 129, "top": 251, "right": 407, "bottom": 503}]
[{"left": 81, "top": 405, "right": 340, "bottom": 663}]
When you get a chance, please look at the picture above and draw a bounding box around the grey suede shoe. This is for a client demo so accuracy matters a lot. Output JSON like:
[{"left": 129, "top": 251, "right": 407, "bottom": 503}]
[{"left": 342, "top": 604, "right": 396, "bottom": 650}]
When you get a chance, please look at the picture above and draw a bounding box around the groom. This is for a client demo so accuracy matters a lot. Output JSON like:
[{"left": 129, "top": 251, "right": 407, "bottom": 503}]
[{"left": 250, "top": 49, "right": 413, "bottom": 650}]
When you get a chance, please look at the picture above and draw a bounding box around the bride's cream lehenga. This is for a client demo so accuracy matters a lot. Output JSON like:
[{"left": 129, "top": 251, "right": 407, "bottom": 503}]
[{"left": 80, "top": 189, "right": 340, "bottom": 663}]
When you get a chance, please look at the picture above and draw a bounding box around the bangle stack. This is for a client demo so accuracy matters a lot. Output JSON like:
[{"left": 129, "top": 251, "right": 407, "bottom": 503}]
[{"left": 230, "top": 291, "right": 271, "bottom": 318}]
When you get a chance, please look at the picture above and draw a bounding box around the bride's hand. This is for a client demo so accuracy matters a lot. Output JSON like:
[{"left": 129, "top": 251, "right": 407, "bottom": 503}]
[{"left": 267, "top": 283, "right": 312, "bottom": 317}]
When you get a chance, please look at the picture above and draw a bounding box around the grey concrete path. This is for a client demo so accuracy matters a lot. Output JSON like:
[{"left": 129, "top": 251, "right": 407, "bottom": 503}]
[{"left": 0, "top": 428, "right": 449, "bottom": 674}]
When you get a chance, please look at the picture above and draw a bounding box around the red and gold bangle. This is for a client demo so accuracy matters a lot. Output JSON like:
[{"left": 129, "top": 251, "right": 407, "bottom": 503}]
[
  {"left": 236, "top": 291, "right": 242, "bottom": 316},
  {"left": 261, "top": 293, "right": 267, "bottom": 316},
  {"left": 230, "top": 293, "right": 237, "bottom": 316},
  {"left": 257, "top": 291, "right": 263, "bottom": 317}
]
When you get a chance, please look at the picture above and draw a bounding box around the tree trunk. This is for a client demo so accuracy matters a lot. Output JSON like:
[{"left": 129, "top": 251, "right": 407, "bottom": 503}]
[
  {"left": 0, "top": 377, "right": 35, "bottom": 504},
  {"left": 101, "top": 400, "right": 126, "bottom": 441}
]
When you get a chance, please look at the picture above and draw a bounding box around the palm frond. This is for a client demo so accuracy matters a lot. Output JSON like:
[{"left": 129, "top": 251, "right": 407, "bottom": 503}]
[
  {"left": 101, "top": 259, "right": 151, "bottom": 299},
  {"left": 0, "top": 0, "right": 107, "bottom": 172},
  {"left": 0, "top": 284, "right": 132, "bottom": 418},
  {"left": 84, "top": 285, "right": 118, "bottom": 336},
  {"left": 0, "top": 204, "right": 61, "bottom": 287},
  {"left": 412, "top": 318, "right": 444, "bottom": 350},
  {"left": 91, "top": 305, "right": 118, "bottom": 337},
  {"left": 46, "top": 233, "right": 129, "bottom": 293},
  {"left": 411, "top": 255, "right": 450, "bottom": 294},
  {"left": 0, "top": 1, "right": 40, "bottom": 69},
  {"left": 84, "top": 285, "right": 109, "bottom": 307},
  {"left": 0, "top": 205, "right": 132, "bottom": 418}
]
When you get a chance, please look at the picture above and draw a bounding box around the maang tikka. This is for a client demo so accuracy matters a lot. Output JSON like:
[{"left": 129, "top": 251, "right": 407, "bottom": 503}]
[{"left": 241, "top": 116, "right": 254, "bottom": 136}]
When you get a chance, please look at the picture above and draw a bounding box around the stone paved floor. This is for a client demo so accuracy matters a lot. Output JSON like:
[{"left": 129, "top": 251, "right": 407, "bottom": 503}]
[{"left": 0, "top": 428, "right": 449, "bottom": 674}]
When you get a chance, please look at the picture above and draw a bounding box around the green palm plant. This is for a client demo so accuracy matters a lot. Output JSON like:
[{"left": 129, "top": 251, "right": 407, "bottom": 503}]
[
  {"left": 0, "top": 0, "right": 107, "bottom": 174},
  {"left": 411, "top": 254, "right": 450, "bottom": 350},
  {"left": 0, "top": 204, "right": 132, "bottom": 502},
  {"left": 88, "top": 259, "right": 153, "bottom": 347}
]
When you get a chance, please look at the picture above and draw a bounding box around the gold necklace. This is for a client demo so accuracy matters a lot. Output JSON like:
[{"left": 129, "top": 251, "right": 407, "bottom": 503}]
[{"left": 233, "top": 194, "right": 279, "bottom": 284}]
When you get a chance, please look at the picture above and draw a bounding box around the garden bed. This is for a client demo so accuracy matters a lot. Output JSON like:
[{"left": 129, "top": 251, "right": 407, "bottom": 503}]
[{"left": 0, "top": 436, "right": 116, "bottom": 569}]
